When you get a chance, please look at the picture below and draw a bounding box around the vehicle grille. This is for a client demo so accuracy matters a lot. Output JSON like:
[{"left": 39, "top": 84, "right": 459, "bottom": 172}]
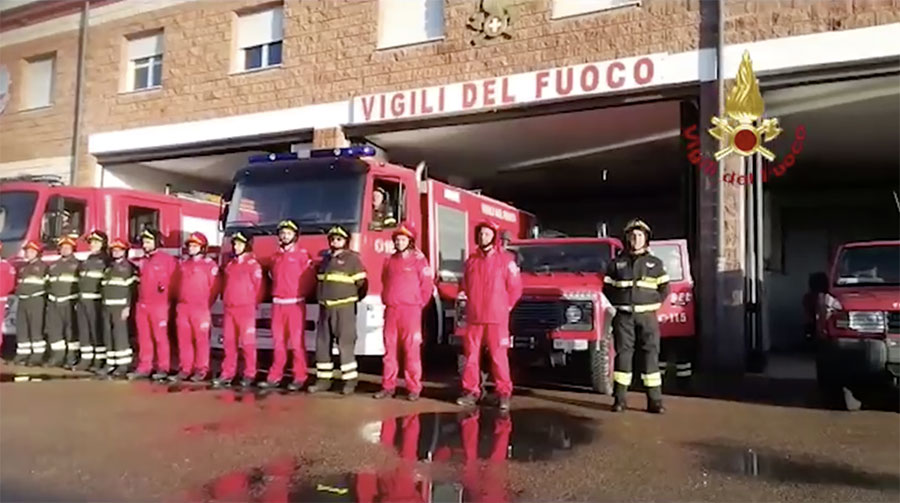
[
  {"left": 511, "top": 300, "right": 564, "bottom": 335},
  {"left": 887, "top": 311, "right": 900, "bottom": 335}
]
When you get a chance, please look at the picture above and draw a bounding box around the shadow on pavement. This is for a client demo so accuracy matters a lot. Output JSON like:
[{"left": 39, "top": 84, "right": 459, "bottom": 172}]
[
  {"left": 688, "top": 440, "right": 900, "bottom": 492},
  {"left": 0, "top": 482, "right": 92, "bottom": 503}
]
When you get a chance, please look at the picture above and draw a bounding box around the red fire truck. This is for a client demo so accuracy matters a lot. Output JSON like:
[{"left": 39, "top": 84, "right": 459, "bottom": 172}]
[
  {"left": 0, "top": 175, "right": 222, "bottom": 336},
  {"left": 452, "top": 236, "right": 696, "bottom": 394},
  {"left": 212, "top": 146, "right": 534, "bottom": 355}
]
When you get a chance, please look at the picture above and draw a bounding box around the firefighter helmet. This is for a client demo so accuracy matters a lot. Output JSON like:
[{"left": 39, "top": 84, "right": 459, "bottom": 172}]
[
  {"left": 140, "top": 228, "right": 160, "bottom": 243},
  {"left": 623, "top": 218, "right": 652, "bottom": 238},
  {"left": 392, "top": 222, "right": 416, "bottom": 241},
  {"left": 231, "top": 231, "right": 251, "bottom": 245},
  {"left": 57, "top": 235, "right": 77, "bottom": 248},
  {"left": 185, "top": 231, "right": 208, "bottom": 249},
  {"left": 327, "top": 225, "right": 350, "bottom": 240},
  {"left": 87, "top": 230, "right": 108, "bottom": 244},
  {"left": 109, "top": 238, "right": 129, "bottom": 251},
  {"left": 277, "top": 219, "right": 299, "bottom": 233},
  {"left": 474, "top": 221, "right": 500, "bottom": 246},
  {"left": 24, "top": 240, "right": 43, "bottom": 253}
]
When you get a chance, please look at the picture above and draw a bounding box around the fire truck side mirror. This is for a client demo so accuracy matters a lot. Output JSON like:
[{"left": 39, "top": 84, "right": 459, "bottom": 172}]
[{"left": 415, "top": 161, "right": 427, "bottom": 193}]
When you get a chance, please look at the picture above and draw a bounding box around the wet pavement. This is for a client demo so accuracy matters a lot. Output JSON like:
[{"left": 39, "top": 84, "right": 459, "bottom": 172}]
[{"left": 1, "top": 362, "right": 898, "bottom": 502}]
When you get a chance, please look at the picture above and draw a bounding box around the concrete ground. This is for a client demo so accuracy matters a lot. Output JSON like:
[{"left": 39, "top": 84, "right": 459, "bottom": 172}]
[{"left": 0, "top": 362, "right": 898, "bottom": 503}]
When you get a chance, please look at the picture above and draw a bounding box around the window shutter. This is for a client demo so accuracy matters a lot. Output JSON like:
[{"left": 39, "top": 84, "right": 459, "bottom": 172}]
[
  {"left": 128, "top": 33, "right": 164, "bottom": 61},
  {"left": 25, "top": 56, "right": 54, "bottom": 109},
  {"left": 377, "top": 0, "right": 443, "bottom": 49},
  {"left": 552, "top": 0, "right": 640, "bottom": 19},
  {"left": 237, "top": 7, "right": 283, "bottom": 48}
]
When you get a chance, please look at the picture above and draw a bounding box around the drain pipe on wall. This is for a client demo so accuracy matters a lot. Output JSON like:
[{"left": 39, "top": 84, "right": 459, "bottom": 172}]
[{"left": 68, "top": 0, "right": 89, "bottom": 186}]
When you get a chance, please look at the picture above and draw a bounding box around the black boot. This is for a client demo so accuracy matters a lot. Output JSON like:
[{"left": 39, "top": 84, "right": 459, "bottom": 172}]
[
  {"left": 73, "top": 358, "right": 92, "bottom": 371},
  {"left": 210, "top": 376, "right": 232, "bottom": 389},
  {"left": 341, "top": 380, "right": 357, "bottom": 396},
  {"left": 646, "top": 386, "right": 665, "bottom": 414},
  {"left": 111, "top": 365, "right": 130, "bottom": 378},
  {"left": 47, "top": 350, "right": 65, "bottom": 368},
  {"left": 611, "top": 383, "right": 628, "bottom": 412},
  {"left": 373, "top": 389, "right": 395, "bottom": 399},
  {"left": 168, "top": 371, "right": 191, "bottom": 383},
  {"left": 307, "top": 379, "right": 331, "bottom": 394},
  {"left": 12, "top": 355, "right": 29, "bottom": 366},
  {"left": 190, "top": 371, "right": 208, "bottom": 383}
]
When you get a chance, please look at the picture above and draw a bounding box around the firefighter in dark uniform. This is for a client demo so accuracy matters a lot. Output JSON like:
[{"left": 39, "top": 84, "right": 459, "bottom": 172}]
[
  {"left": 604, "top": 219, "right": 670, "bottom": 414},
  {"left": 308, "top": 225, "right": 368, "bottom": 395},
  {"left": 14, "top": 241, "right": 48, "bottom": 366},
  {"left": 371, "top": 186, "right": 397, "bottom": 230},
  {"left": 98, "top": 238, "right": 138, "bottom": 378},
  {"left": 75, "top": 230, "right": 109, "bottom": 371},
  {"left": 46, "top": 235, "right": 81, "bottom": 367}
]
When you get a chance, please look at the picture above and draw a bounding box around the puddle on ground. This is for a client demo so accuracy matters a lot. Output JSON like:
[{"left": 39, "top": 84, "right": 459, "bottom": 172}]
[
  {"left": 0, "top": 372, "right": 94, "bottom": 383},
  {"left": 692, "top": 442, "right": 900, "bottom": 491},
  {"left": 179, "top": 408, "right": 595, "bottom": 502}
]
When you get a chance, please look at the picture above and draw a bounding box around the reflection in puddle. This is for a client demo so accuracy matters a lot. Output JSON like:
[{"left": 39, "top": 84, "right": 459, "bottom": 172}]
[
  {"left": 692, "top": 442, "right": 900, "bottom": 491},
  {"left": 180, "top": 408, "right": 595, "bottom": 502},
  {"left": 0, "top": 372, "right": 93, "bottom": 383}
]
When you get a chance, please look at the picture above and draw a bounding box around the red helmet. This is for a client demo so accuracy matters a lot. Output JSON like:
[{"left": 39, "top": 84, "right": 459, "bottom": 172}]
[
  {"left": 109, "top": 238, "right": 129, "bottom": 251},
  {"left": 23, "top": 240, "right": 43, "bottom": 253},
  {"left": 57, "top": 235, "right": 77, "bottom": 248},
  {"left": 185, "top": 232, "right": 208, "bottom": 249},
  {"left": 392, "top": 222, "right": 416, "bottom": 241}
]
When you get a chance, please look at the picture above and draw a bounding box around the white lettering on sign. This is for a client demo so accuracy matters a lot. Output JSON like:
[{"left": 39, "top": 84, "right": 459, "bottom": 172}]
[
  {"left": 352, "top": 53, "right": 665, "bottom": 123},
  {"left": 374, "top": 238, "right": 395, "bottom": 255},
  {"left": 443, "top": 188, "right": 461, "bottom": 203},
  {"left": 481, "top": 203, "right": 517, "bottom": 223},
  {"left": 658, "top": 312, "right": 688, "bottom": 324}
]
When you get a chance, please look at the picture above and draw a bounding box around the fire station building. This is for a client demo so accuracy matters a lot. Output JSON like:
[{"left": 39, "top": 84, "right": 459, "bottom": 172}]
[{"left": 1, "top": 0, "right": 898, "bottom": 372}]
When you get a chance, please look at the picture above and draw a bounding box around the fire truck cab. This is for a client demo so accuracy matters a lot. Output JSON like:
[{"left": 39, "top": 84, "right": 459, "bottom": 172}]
[
  {"left": 452, "top": 235, "right": 696, "bottom": 394},
  {"left": 213, "top": 146, "right": 534, "bottom": 356},
  {"left": 0, "top": 175, "right": 222, "bottom": 336}
]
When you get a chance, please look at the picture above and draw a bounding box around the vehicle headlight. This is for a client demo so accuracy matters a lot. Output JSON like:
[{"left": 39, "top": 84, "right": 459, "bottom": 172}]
[
  {"left": 565, "top": 305, "right": 583, "bottom": 324},
  {"left": 847, "top": 311, "right": 885, "bottom": 334}
]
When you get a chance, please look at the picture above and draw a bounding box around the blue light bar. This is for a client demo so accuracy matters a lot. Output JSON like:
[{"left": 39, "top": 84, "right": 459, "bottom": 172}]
[
  {"left": 309, "top": 145, "right": 377, "bottom": 158},
  {"left": 248, "top": 152, "right": 300, "bottom": 163}
]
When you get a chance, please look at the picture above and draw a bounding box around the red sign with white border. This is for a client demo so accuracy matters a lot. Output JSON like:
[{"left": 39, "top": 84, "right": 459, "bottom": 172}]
[{"left": 351, "top": 53, "right": 666, "bottom": 124}]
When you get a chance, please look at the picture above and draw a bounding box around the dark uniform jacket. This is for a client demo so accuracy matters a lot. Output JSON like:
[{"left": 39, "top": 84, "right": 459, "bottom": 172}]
[
  {"left": 101, "top": 258, "right": 138, "bottom": 306},
  {"left": 47, "top": 255, "right": 80, "bottom": 303},
  {"left": 316, "top": 250, "right": 368, "bottom": 308},
  {"left": 603, "top": 249, "right": 670, "bottom": 313},
  {"left": 16, "top": 259, "right": 48, "bottom": 300},
  {"left": 78, "top": 252, "right": 108, "bottom": 301}
]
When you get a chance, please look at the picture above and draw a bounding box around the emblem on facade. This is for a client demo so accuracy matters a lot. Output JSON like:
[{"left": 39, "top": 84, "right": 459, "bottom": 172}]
[
  {"left": 466, "top": 0, "right": 514, "bottom": 45},
  {"left": 0, "top": 65, "right": 10, "bottom": 116},
  {"left": 709, "top": 51, "right": 782, "bottom": 161}
]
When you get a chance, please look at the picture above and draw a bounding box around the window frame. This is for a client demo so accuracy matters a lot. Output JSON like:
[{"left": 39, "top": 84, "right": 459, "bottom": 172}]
[
  {"left": 128, "top": 206, "right": 160, "bottom": 245},
  {"left": 22, "top": 53, "right": 56, "bottom": 110},
  {"left": 233, "top": 5, "right": 284, "bottom": 74},
  {"left": 436, "top": 205, "right": 468, "bottom": 282},
  {"left": 124, "top": 31, "right": 164, "bottom": 93},
  {"left": 40, "top": 195, "right": 87, "bottom": 249},
  {"left": 369, "top": 178, "right": 403, "bottom": 231},
  {"left": 551, "top": 0, "right": 641, "bottom": 20},
  {"left": 242, "top": 40, "right": 283, "bottom": 71},
  {"left": 376, "top": 0, "right": 445, "bottom": 50}
]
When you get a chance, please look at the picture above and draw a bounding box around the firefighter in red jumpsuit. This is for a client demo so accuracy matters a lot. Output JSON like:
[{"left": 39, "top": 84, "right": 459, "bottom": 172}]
[
  {"left": 213, "top": 232, "right": 262, "bottom": 389},
  {"left": 171, "top": 232, "right": 219, "bottom": 383},
  {"left": 374, "top": 222, "right": 433, "bottom": 401},
  {"left": 458, "top": 222, "right": 522, "bottom": 411},
  {"left": 0, "top": 242, "right": 14, "bottom": 354},
  {"left": 131, "top": 229, "right": 178, "bottom": 381},
  {"left": 260, "top": 219, "right": 313, "bottom": 392}
]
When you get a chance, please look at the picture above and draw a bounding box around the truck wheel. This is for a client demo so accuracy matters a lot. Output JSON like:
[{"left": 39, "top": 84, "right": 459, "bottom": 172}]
[{"left": 589, "top": 336, "right": 613, "bottom": 395}]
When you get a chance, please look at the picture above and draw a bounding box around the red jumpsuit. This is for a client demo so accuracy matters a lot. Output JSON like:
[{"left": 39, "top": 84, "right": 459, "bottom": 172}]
[
  {"left": 0, "top": 257, "right": 14, "bottom": 352},
  {"left": 266, "top": 243, "right": 313, "bottom": 385},
  {"left": 175, "top": 255, "right": 219, "bottom": 376},
  {"left": 460, "top": 239, "right": 523, "bottom": 398},
  {"left": 221, "top": 252, "right": 262, "bottom": 380},
  {"left": 461, "top": 410, "right": 512, "bottom": 503},
  {"left": 378, "top": 414, "right": 427, "bottom": 503},
  {"left": 135, "top": 250, "right": 177, "bottom": 374},
  {"left": 380, "top": 249, "right": 433, "bottom": 394}
]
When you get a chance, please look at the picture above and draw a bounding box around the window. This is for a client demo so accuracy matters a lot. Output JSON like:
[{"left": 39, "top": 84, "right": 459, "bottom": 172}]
[
  {"left": 236, "top": 6, "right": 283, "bottom": 71},
  {"left": 648, "top": 243, "right": 685, "bottom": 282},
  {"left": 377, "top": 0, "right": 443, "bottom": 49},
  {"left": 437, "top": 205, "right": 467, "bottom": 281},
  {"left": 128, "top": 206, "right": 159, "bottom": 244},
  {"left": 126, "top": 32, "right": 164, "bottom": 91},
  {"left": 23, "top": 54, "right": 55, "bottom": 109},
  {"left": 370, "top": 179, "right": 401, "bottom": 231},
  {"left": 40, "top": 196, "right": 86, "bottom": 248},
  {"left": 552, "top": 0, "right": 641, "bottom": 19}
]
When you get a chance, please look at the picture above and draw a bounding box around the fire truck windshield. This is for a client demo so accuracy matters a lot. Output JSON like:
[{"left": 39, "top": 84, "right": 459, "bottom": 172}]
[
  {"left": 512, "top": 242, "right": 613, "bottom": 274},
  {"left": 0, "top": 190, "right": 38, "bottom": 257},
  {"left": 835, "top": 245, "right": 900, "bottom": 287},
  {"left": 225, "top": 172, "right": 365, "bottom": 234}
]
